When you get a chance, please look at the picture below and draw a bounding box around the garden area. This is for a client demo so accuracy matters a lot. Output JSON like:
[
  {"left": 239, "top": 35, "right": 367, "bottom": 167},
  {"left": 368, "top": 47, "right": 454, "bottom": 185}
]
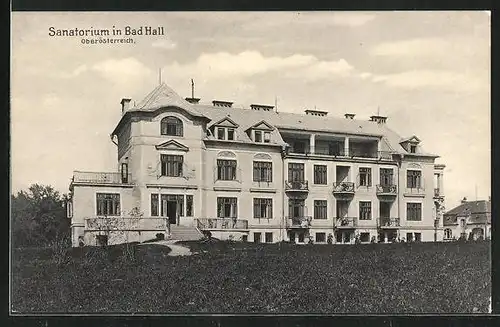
[{"left": 11, "top": 240, "right": 491, "bottom": 314}]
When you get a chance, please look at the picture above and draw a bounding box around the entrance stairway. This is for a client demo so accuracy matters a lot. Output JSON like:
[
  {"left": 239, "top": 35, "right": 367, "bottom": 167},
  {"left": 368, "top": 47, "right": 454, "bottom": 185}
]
[{"left": 169, "top": 225, "right": 204, "bottom": 241}]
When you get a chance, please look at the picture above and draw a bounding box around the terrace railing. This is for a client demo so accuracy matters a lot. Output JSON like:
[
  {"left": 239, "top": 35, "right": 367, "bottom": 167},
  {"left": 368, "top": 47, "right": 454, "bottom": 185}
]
[
  {"left": 376, "top": 184, "right": 397, "bottom": 195},
  {"left": 333, "top": 182, "right": 355, "bottom": 194},
  {"left": 377, "top": 217, "right": 401, "bottom": 228},
  {"left": 196, "top": 218, "right": 249, "bottom": 230},
  {"left": 73, "top": 171, "right": 132, "bottom": 185},
  {"left": 335, "top": 217, "right": 357, "bottom": 228},
  {"left": 285, "top": 180, "right": 309, "bottom": 192},
  {"left": 286, "top": 216, "right": 312, "bottom": 228},
  {"left": 85, "top": 217, "right": 168, "bottom": 231}
]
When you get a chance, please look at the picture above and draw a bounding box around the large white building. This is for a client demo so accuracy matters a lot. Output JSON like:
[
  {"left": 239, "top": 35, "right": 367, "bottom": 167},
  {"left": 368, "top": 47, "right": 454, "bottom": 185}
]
[{"left": 68, "top": 82, "right": 446, "bottom": 246}]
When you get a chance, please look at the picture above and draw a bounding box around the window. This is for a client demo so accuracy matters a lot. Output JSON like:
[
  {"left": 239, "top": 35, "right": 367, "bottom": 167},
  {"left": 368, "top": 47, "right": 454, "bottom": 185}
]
[
  {"left": 253, "top": 161, "right": 272, "bottom": 182},
  {"left": 406, "top": 233, "right": 414, "bottom": 242},
  {"left": 444, "top": 228, "right": 452, "bottom": 239},
  {"left": 217, "top": 197, "right": 238, "bottom": 218},
  {"left": 360, "top": 232, "right": 370, "bottom": 243},
  {"left": 96, "top": 193, "right": 120, "bottom": 216},
  {"left": 217, "top": 127, "right": 225, "bottom": 140},
  {"left": 227, "top": 129, "right": 235, "bottom": 140},
  {"left": 242, "top": 235, "right": 248, "bottom": 242},
  {"left": 161, "top": 154, "right": 183, "bottom": 177},
  {"left": 329, "top": 142, "right": 343, "bottom": 156},
  {"left": 316, "top": 232, "right": 326, "bottom": 243},
  {"left": 288, "top": 163, "right": 305, "bottom": 182},
  {"left": 151, "top": 194, "right": 159, "bottom": 216},
  {"left": 293, "top": 141, "right": 306, "bottom": 154},
  {"left": 460, "top": 219, "right": 466, "bottom": 227},
  {"left": 314, "top": 165, "right": 327, "bottom": 185},
  {"left": 264, "top": 132, "right": 271, "bottom": 143},
  {"left": 255, "top": 130, "right": 262, "bottom": 142},
  {"left": 186, "top": 195, "right": 193, "bottom": 217},
  {"left": 66, "top": 201, "right": 73, "bottom": 218},
  {"left": 410, "top": 145, "right": 417, "bottom": 153},
  {"left": 407, "top": 170, "right": 422, "bottom": 188},
  {"left": 161, "top": 116, "right": 183, "bottom": 136},
  {"left": 96, "top": 235, "right": 108, "bottom": 246},
  {"left": 407, "top": 203, "right": 422, "bottom": 221},
  {"left": 414, "top": 233, "right": 422, "bottom": 242},
  {"left": 380, "top": 168, "right": 393, "bottom": 186},
  {"left": 121, "top": 163, "right": 129, "bottom": 183},
  {"left": 253, "top": 198, "right": 273, "bottom": 219},
  {"left": 359, "top": 168, "right": 372, "bottom": 187},
  {"left": 254, "top": 232, "right": 261, "bottom": 243},
  {"left": 359, "top": 201, "right": 372, "bottom": 220},
  {"left": 288, "top": 199, "right": 305, "bottom": 218},
  {"left": 265, "top": 232, "right": 273, "bottom": 243},
  {"left": 314, "top": 200, "right": 327, "bottom": 219},
  {"left": 217, "top": 159, "right": 237, "bottom": 180},
  {"left": 298, "top": 232, "right": 305, "bottom": 243},
  {"left": 160, "top": 194, "right": 184, "bottom": 216}
]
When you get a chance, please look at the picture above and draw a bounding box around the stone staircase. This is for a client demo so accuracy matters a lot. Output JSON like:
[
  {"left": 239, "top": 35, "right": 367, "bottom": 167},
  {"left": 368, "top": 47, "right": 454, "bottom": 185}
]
[{"left": 169, "top": 225, "right": 204, "bottom": 241}]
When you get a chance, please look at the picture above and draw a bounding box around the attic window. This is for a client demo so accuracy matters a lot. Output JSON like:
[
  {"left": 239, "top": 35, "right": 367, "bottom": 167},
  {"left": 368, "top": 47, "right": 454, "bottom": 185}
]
[
  {"left": 410, "top": 145, "right": 417, "bottom": 153},
  {"left": 213, "top": 100, "right": 234, "bottom": 108},
  {"left": 216, "top": 127, "right": 235, "bottom": 141},
  {"left": 251, "top": 104, "right": 274, "bottom": 112},
  {"left": 264, "top": 132, "right": 271, "bottom": 143},
  {"left": 227, "top": 129, "right": 235, "bottom": 141},
  {"left": 217, "top": 128, "right": 225, "bottom": 140}
]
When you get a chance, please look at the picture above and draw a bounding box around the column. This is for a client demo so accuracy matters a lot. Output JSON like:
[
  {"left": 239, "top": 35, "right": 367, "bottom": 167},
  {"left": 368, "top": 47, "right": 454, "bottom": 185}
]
[
  {"left": 439, "top": 173, "right": 444, "bottom": 195},
  {"left": 309, "top": 133, "right": 316, "bottom": 154},
  {"left": 384, "top": 232, "right": 388, "bottom": 243},
  {"left": 344, "top": 136, "right": 349, "bottom": 157}
]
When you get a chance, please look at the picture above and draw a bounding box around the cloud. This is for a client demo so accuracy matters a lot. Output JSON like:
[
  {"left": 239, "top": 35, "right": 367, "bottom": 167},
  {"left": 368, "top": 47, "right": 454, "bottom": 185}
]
[
  {"left": 370, "top": 37, "right": 450, "bottom": 57},
  {"left": 162, "top": 51, "right": 353, "bottom": 82},
  {"left": 151, "top": 39, "right": 177, "bottom": 50},
  {"left": 370, "top": 69, "right": 487, "bottom": 92},
  {"left": 330, "top": 12, "right": 376, "bottom": 27},
  {"left": 359, "top": 72, "right": 373, "bottom": 80}
]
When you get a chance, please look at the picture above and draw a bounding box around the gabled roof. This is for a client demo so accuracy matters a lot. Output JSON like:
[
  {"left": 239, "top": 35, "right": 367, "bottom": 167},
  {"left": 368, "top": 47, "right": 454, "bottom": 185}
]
[
  {"left": 444, "top": 200, "right": 491, "bottom": 216},
  {"left": 155, "top": 139, "right": 189, "bottom": 151},
  {"left": 247, "top": 120, "right": 274, "bottom": 131},
  {"left": 400, "top": 135, "right": 421, "bottom": 144},
  {"left": 209, "top": 116, "right": 239, "bottom": 128}
]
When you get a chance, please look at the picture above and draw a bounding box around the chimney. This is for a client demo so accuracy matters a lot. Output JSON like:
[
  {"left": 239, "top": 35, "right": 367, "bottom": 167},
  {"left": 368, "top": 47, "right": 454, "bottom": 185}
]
[
  {"left": 250, "top": 104, "right": 274, "bottom": 112},
  {"left": 120, "top": 98, "right": 131, "bottom": 114},
  {"left": 370, "top": 115, "right": 388, "bottom": 124},
  {"left": 212, "top": 100, "right": 233, "bottom": 108},
  {"left": 305, "top": 109, "right": 328, "bottom": 117},
  {"left": 345, "top": 113, "right": 355, "bottom": 119},
  {"left": 461, "top": 197, "right": 468, "bottom": 204},
  {"left": 185, "top": 97, "right": 201, "bottom": 104}
]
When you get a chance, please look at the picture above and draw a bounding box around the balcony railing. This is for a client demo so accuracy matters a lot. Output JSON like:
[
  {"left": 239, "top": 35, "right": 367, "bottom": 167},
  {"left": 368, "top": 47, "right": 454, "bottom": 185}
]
[
  {"left": 376, "top": 184, "right": 397, "bottom": 195},
  {"left": 333, "top": 182, "right": 355, "bottom": 194},
  {"left": 85, "top": 217, "right": 168, "bottom": 231},
  {"left": 434, "top": 188, "right": 443, "bottom": 197},
  {"left": 285, "top": 180, "right": 309, "bottom": 191},
  {"left": 286, "top": 216, "right": 312, "bottom": 228},
  {"left": 405, "top": 187, "right": 426, "bottom": 195},
  {"left": 377, "top": 217, "right": 401, "bottom": 228},
  {"left": 335, "top": 217, "right": 357, "bottom": 228},
  {"left": 73, "top": 171, "right": 132, "bottom": 185},
  {"left": 196, "top": 218, "right": 249, "bottom": 230}
]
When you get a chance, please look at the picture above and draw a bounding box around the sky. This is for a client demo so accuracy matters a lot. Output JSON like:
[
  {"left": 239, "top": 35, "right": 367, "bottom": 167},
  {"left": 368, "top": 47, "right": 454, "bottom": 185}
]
[{"left": 11, "top": 11, "right": 490, "bottom": 209}]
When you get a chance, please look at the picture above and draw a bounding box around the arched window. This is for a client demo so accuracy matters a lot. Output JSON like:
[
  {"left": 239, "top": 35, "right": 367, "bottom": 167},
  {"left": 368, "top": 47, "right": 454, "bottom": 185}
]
[
  {"left": 161, "top": 116, "right": 183, "bottom": 136},
  {"left": 444, "top": 228, "right": 452, "bottom": 239}
]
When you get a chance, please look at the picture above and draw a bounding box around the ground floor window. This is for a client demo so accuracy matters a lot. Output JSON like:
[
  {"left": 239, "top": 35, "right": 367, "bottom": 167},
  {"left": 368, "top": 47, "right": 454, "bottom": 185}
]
[
  {"left": 335, "top": 231, "right": 353, "bottom": 243},
  {"left": 254, "top": 232, "right": 261, "bottom": 243},
  {"left": 289, "top": 231, "right": 296, "bottom": 243},
  {"left": 253, "top": 198, "right": 273, "bottom": 219},
  {"left": 242, "top": 235, "right": 248, "bottom": 242},
  {"left": 96, "top": 234, "right": 108, "bottom": 246},
  {"left": 96, "top": 193, "right": 120, "bottom": 216},
  {"left": 406, "top": 232, "right": 413, "bottom": 242},
  {"left": 151, "top": 194, "right": 192, "bottom": 218},
  {"left": 298, "top": 232, "right": 305, "bottom": 243},
  {"left": 414, "top": 232, "right": 421, "bottom": 242},
  {"left": 265, "top": 232, "right": 273, "bottom": 243},
  {"left": 218, "top": 197, "right": 238, "bottom": 218},
  {"left": 360, "top": 232, "right": 370, "bottom": 243},
  {"left": 444, "top": 228, "right": 452, "bottom": 239},
  {"left": 315, "top": 232, "right": 326, "bottom": 243}
]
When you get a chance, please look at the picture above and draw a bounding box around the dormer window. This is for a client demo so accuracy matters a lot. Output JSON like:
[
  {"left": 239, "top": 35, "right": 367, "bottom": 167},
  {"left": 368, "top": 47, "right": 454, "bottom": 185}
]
[
  {"left": 410, "top": 145, "right": 417, "bottom": 153},
  {"left": 227, "top": 129, "right": 235, "bottom": 141},
  {"left": 255, "top": 131, "right": 262, "bottom": 143},
  {"left": 215, "top": 127, "right": 235, "bottom": 141},
  {"left": 264, "top": 132, "right": 271, "bottom": 143},
  {"left": 217, "top": 127, "right": 225, "bottom": 140},
  {"left": 161, "top": 116, "right": 183, "bottom": 136}
]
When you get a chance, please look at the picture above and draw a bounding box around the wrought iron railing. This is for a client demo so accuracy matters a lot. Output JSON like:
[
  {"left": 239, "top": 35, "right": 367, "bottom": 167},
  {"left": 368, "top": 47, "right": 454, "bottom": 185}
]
[
  {"left": 285, "top": 180, "right": 309, "bottom": 191},
  {"left": 286, "top": 216, "right": 312, "bottom": 228},
  {"left": 376, "top": 184, "right": 397, "bottom": 195},
  {"left": 377, "top": 217, "right": 401, "bottom": 228},
  {"left": 196, "top": 218, "right": 248, "bottom": 230},
  {"left": 335, "top": 217, "right": 357, "bottom": 228},
  {"left": 73, "top": 171, "right": 132, "bottom": 184},
  {"left": 333, "top": 182, "right": 355, "bottom": 193}
]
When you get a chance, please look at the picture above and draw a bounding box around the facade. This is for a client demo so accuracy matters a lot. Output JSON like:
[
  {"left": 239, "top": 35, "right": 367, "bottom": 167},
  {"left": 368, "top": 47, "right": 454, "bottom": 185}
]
[
  {"left": 443, "top": 198, "right": 491, "bottom": 241},
  {"left": 68, "top": 82, "right": 446, "bottom": 246}
]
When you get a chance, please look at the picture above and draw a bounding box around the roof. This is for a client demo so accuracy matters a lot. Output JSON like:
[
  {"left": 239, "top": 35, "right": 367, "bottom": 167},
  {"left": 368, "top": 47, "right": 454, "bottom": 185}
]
[
  {"left": 113, "top": 82, "right": 438, "bottom": 155},
  {"left": 443, "top": 200, "right": 491, "bottom": 225}
]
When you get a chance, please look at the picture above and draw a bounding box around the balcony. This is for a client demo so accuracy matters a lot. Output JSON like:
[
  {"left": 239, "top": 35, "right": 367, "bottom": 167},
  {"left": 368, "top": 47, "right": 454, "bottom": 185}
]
[
  {"left": 196, "top": 218, "right": 249, "bottom": 230},
  {"left": 404, "top": 187, "right": 426, "bottom": 197},
  {"left": 335, "top": 217, "right": 357, "bottom": 229},
  {"left": 333, "top": 182, "right": 355, "bottom": 198},
  {"left": 376, "top": 184, "right": 397, "bottom": 198},
  {"left": 434, "top": 188, "right": 444, "bottom": 199},
  {"left": 377, "top": 217, "right": 401, "bottom": 229},
  {"left": 286, "top": 216, "right": 312, "bottom": 229},
  {"left": 85, "top": 217, "right": 167, "bottom": 231},
  {"left": 73, "top": 171, "right": 133, "bottom": 185},
  {"left": 285, "top": 180, "right": 309, "bottom": 192}
]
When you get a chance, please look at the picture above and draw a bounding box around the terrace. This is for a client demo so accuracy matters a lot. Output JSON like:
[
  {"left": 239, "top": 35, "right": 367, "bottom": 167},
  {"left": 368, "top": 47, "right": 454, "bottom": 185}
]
[
  {"left": 377, "top": 217, "right": 401, "bottom": 228},
  {"left": 196, "top": 218, "right": 249, "bottom": 230},
  {"left": 72, "top": 171, "right": 133, "bottom": 186},
  {"left": 85, "top": 217, "right": 167, "bottom": 231}
]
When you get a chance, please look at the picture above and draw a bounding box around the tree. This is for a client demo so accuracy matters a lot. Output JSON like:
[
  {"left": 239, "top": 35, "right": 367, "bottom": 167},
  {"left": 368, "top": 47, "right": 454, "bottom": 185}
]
[{"left": 11, "top": 184, "right": 70, "bottom": 247}]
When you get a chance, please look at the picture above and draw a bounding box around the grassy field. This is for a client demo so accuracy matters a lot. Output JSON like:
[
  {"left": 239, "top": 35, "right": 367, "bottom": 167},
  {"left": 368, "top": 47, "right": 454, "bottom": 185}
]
[{"left": 11, "top": 240, "right": 490, "bottom": 313}]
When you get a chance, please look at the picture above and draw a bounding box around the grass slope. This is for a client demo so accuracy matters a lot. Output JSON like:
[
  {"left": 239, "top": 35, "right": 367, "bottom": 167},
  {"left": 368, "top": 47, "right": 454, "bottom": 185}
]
[{"left": 11, "top": 241, "right": 490, "bottom": 313}]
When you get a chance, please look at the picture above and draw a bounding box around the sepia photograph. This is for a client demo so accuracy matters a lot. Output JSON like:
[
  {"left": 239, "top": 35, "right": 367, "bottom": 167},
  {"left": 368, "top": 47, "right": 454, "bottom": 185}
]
[{"left": 10, "top": 11, "right": 491, "bottom": 314}]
